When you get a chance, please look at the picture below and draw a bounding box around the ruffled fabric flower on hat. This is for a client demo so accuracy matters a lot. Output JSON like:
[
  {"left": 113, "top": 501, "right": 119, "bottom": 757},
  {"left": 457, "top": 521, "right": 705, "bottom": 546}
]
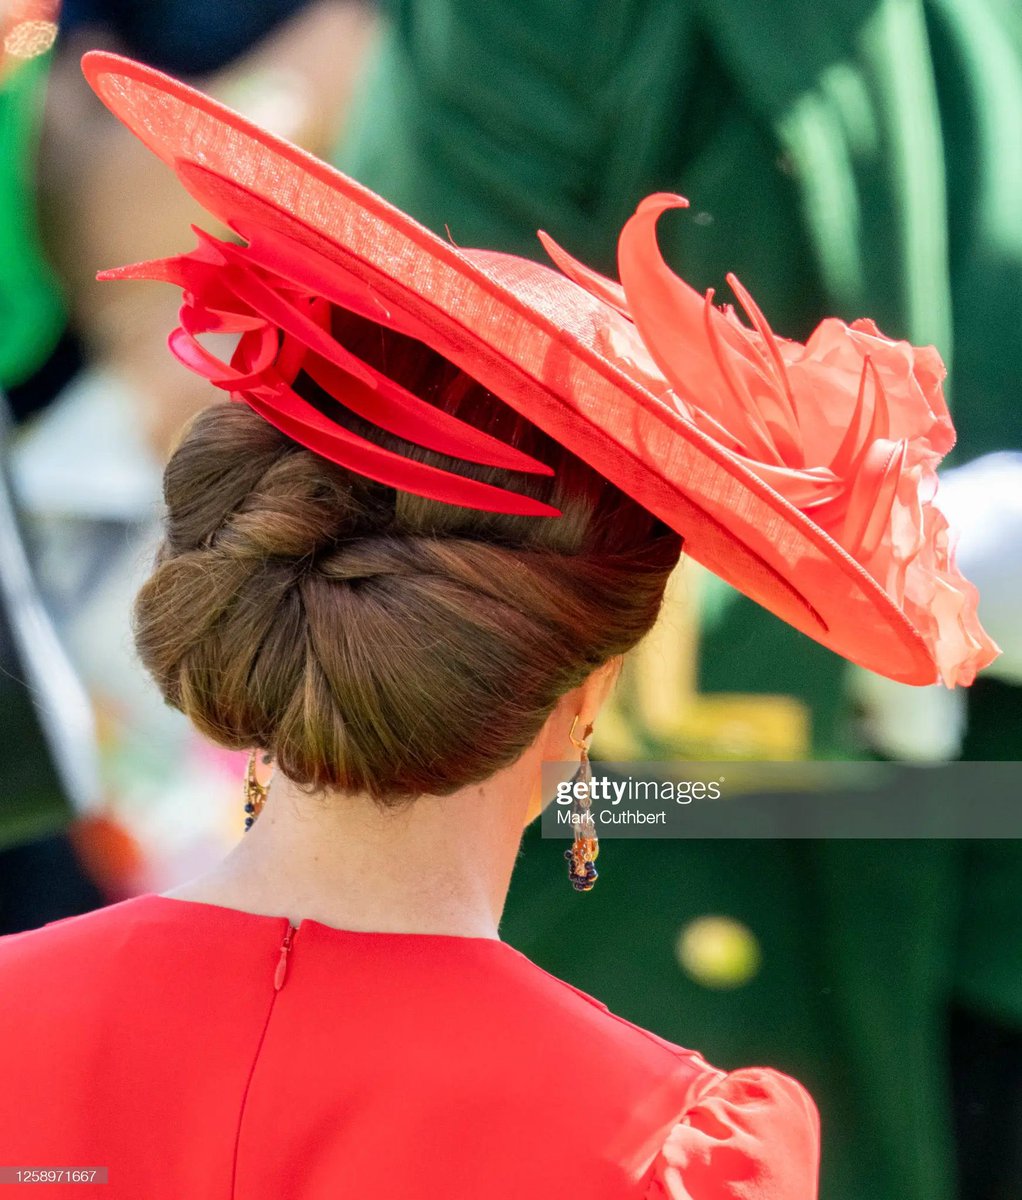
[{"left": 540, "top": 194, "right": 1000, "bottom": 687}]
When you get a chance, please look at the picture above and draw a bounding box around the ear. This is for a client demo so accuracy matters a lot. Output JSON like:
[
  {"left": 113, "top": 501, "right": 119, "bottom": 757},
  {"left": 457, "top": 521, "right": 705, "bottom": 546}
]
[
  {"left": 524, "top": 657, "right": 624, "bottom": 826},
  {"left": 575, "top": 655, "right": 623, "bottom": 725},
  {"left": 539, "top": 656, "right": 623, "bottom": 762}
]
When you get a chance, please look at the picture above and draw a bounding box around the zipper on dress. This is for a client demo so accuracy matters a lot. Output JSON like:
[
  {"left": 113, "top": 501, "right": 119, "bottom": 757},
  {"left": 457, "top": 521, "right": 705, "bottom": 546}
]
[{"left": 273, "top": 922, "right": 297, "bottom": 991}]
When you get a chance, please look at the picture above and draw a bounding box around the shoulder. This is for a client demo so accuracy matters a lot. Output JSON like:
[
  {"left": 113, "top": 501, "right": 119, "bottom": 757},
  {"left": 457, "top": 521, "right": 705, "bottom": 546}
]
[
  {"left": 0, "top": 897, "right": 134, "bottom": 988},
  {"left": 645, "top": 1065, "right": 820, "bottom": 1199},
  {"left": 0, "top": 900, "right": 150, "bottom": 1073},
  {"left": 0, "top": 896, "right": 140, "bottom": 967},
  {"left": 493, "top": 941, "right": 714, "bottom": 1073},
  {"left": 490, "top": 950, "right": 819, "bottom": 1197}
]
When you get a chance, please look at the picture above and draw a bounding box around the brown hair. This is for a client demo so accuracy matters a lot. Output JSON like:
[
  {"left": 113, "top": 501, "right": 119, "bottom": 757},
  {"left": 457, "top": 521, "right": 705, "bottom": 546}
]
[{"left": 134, "top": 314, "right": 682, "bottom": 801}]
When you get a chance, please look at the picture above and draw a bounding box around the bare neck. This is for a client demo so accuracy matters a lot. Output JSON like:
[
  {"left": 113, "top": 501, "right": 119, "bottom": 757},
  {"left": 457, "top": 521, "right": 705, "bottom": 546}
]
[{"left": 162, "top": 746, "right": 541, "bottom": 939}]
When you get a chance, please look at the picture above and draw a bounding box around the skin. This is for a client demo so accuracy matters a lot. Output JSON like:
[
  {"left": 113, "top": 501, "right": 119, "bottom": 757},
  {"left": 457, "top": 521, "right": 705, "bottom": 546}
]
[{"left": 161, "top": 660, "right": 620, "bottom": 940}]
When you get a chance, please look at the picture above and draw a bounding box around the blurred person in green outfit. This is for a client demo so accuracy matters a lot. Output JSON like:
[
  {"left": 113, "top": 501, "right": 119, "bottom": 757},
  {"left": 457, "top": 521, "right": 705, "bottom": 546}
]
[{"left": 337, "top": 2, "right": 1022, "bottom": 1197}]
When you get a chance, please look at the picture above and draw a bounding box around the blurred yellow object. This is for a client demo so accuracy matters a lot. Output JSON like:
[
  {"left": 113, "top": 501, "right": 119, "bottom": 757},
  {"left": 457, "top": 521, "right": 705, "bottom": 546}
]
[
  {"left": 1, "top": 1, "right": 58, "bottom": 79},
  {"left": 669, "top": 694, "right": 810, "bottom": 760},
  {"left": 676, "top": 915, "right": 762, "bottom": 989},
  {"left": 595, "top": 561, "right": 811, "bottom": 761},
  {"left": 3, "top": 18, "right": 56, "bottom": 58}
]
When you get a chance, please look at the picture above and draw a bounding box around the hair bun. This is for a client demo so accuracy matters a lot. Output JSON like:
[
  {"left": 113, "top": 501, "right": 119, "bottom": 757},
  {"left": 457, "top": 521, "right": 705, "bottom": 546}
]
[
  {"left": 137, "top": 384, "right": 680, "bottom": 801},
  {"left": 163, "top": 406, "right": 380, "bottom": 561}
]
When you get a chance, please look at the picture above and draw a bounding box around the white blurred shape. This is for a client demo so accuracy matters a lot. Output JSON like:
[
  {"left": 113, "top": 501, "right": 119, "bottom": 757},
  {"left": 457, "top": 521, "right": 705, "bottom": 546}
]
[
  {"left": 12, "top": 366, "right": 162, "bottom": 521},
  {"left": 935, "top": 451, "right": 1022, "bottom": 684},
  {"left": 849, "top": 450, "right": 1022, "bottom": 761}
]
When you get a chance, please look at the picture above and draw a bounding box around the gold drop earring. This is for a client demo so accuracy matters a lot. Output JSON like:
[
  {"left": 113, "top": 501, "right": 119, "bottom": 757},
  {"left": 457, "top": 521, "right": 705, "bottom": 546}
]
[
  {"left": 243, "top": 750, "right": 273, "bottom": 831},
  {"left": 564, "top": 716, "right": 598, "bottom": 892}
]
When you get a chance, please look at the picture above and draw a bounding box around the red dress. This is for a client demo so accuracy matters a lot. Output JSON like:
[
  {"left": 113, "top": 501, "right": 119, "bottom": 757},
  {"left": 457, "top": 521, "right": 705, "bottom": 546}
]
[{"left": 0, "top": 894, "right": 818, "bottom": 1198}]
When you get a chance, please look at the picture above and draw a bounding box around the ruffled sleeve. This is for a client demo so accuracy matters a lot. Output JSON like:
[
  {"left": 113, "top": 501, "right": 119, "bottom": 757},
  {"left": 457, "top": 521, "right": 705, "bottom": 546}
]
[{"left": 645, "top": 1067, "right": 820, "bottom": 1200}]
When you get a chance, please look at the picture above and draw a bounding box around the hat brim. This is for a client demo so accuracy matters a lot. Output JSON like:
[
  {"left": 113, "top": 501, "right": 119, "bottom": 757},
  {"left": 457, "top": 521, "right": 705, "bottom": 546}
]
[{"left": 83, "top": 51, "right": 935, "bottom": 685}]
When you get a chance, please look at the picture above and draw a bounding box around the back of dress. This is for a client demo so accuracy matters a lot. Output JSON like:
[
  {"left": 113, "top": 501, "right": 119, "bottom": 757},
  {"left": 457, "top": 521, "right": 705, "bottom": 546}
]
[{"left": 0, "top": 895, "right": 817, "bottom": 1199}]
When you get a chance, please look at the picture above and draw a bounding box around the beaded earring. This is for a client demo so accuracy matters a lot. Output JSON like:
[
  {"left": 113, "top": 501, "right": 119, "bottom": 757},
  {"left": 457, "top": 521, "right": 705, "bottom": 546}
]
[
  {"left": 564, "top": 716, "right": 598, "bottom": 892},
  {"left": 243, "top": 750, "right": 273, "bottom": 831}
]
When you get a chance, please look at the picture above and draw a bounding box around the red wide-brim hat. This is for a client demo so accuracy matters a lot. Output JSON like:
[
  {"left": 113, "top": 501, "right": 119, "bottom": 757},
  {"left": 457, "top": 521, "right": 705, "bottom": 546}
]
[{"left": 82, "top": 51, "right": 998, "bottom": 688}]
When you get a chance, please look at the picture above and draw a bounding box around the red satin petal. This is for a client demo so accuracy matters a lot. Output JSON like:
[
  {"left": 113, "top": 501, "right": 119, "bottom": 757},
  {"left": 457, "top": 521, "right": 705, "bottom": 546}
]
[
  {"left": 840, "top": 439, "right": 903, "bottom": 553},
  {"left": 207, "top": 231, "right": 553, "bottom": 476},
  {"left": 230, "top": 219, "right": 398, "bottom": 328},
  {"left": 229, "top": 222, "right": 443, "bottom": 347},
  {"left": 170, "top": 320, "right": 276, "bottom": 392},
  {"left": 723, "top": 274, "right": 797, "bottom": 420},
  {"left": 270, "top": 330, "right": 308, "bottom": 385},
  {"left": 858, "top": 441, "right": 907, "bottom": 558},
  {"left": 701, "top": 289, "right": 786, "bottom": 465},
  {"left": 242, "top": 378, "right": 559, "bottom": 517},
  {"left": 304, "top": 352, "right": 553, "bottom": 476},
  {"left": 181, "top": 301, "right": 264, "bottom": 335},
  {"left": 729, "top": 460, "right": 842, "bottom": 510},
  {"left": 167, "top": 326, "right": 238, "bottom": 386},
  {"left": 829, "top": 357, "right": 875, "bottom": 477},
  {"left": 723, "top": 274, "right": 803, "bottom": 466},
  {"left": 218, "top": 262, "right": 381, "bottom": 391},
  {"left": 617, "top": 196, "right": 732, "bottom": 414},
  {"left": 231, "top": 323, "right": 281, "bottom": 381},
  {"left": 537, "top": 231, "right": 631, "bottom": 319}
]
